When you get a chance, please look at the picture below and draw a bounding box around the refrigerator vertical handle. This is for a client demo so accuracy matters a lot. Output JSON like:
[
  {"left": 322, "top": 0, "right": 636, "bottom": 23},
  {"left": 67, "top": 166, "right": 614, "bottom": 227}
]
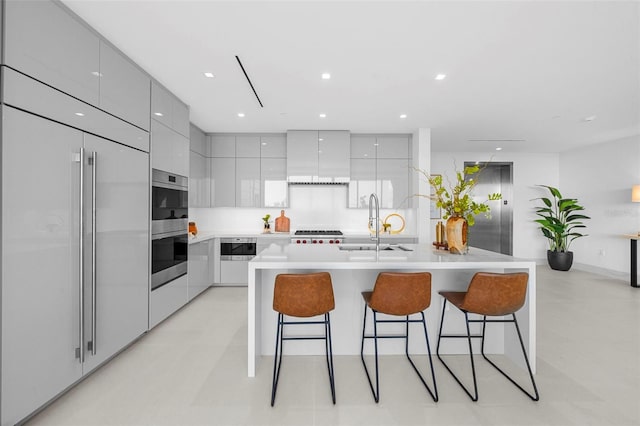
[
  {"left": 78, "top": 148, "right": 85, "bottom": 363},
  {"left": 91, "top": 151, "right": 97, "bottom": 355}
]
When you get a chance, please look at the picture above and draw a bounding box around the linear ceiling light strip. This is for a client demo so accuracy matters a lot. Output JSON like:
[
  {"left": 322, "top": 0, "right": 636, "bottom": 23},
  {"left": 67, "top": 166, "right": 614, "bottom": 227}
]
[{"left": 235, "top": 55, "right": 264, "bottom": 108}]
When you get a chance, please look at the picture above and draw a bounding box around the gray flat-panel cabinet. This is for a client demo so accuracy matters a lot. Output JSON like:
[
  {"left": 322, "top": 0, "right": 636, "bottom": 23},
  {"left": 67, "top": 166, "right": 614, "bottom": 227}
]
[
  {"left": 260, "top": 135, "right": 286, "bottom": 158},
  {"left": 262, "top": 158, "right": 288, "bottom": 207},
  {"left": 150, "top": 81, "right": 173, "bottom": 129},
  {"left": 236, "top": 158, "right": 261, "bottom": 207},
  {"left": 1, "top": 106, "right": 149, "bottom": 426},
  {"left": 189, "top": 151, "right": 210, "bottom": 208},
  {"left": 151, "top": 120, "right": 189, "bottom": 176},
  {"left": 99, "top": 42, "right": 151, "bottom": 131},
  {"left": 236, "top": 135, "right": 261, "bottom": 157},
  {"left": 318, "top": 130, "right": 350, "bottom": 181},
  {"left": 211, "top": 157, "right": 236, "bottom": 207},
  {"left": 4, "top": 0, "right": 100, "bottom": 106},
  {"left": 188, "top": 241, "right": 210, "bottom": 301},
  {"left": 1, "top": 106, "right": 85, "bottom": 426},
  {"left": 287, "top": 130, "right": 318, "bottom": 182},
  {"left": 378, "top": 158, "right": 411, "bottom": 209},
  {"left": 80, "top": 134, "right": 149, "bottom": 373},
  {"left": 349, "top": 158, "right": 377, "bottom": 208}
]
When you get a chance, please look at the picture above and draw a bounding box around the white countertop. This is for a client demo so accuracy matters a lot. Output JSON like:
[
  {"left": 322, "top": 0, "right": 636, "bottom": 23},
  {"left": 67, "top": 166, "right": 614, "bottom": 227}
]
[
  {"left": 250, "top": 242, "right": 534, "bottom": 268},
  {"left": 188, "top": 230, "right": 292, "bottom": 244}
]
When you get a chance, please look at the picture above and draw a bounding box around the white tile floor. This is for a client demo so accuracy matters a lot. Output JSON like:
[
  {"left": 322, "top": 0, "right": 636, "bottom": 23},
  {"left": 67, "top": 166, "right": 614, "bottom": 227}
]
[{"left": 27, "top": 266, "right": 640, "bottom": 426}]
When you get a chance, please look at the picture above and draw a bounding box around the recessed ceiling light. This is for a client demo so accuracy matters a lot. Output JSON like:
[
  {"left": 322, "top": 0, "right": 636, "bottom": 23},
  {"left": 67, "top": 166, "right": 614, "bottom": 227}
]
[
  {"left": 153, "top": 112, "right": 163, "bottom": 117},
  {"left": 319, "top": 138, "right": 324, "bottom": 141},
  {"left": 237, "top": 113, "right": 245, "bottom": 118},
  {"left": 400, "top": 114, "right": 407, "bottom": 119},
  {"left": 261, "top": 142, "right": 267, "bottom": 146},
  {"left": 319, "top": 113, "right": 326, "bottom": 118},
  {"left": 496, "top": 147, "right": 503, "bottom": 151},
  {"left": 583, "top": 115, "right": 597, "bottom": 122},
  {"left": 204, "top": 72, "right": 215, "bottom": 78},
  {"left": 435, "top": 74, "right": 447, "bottom": 80},
  {"left": 322, "top": 73, "right": 331, "bottom": 80},
  {"left": 75, "top": 112, "right": 85, "bottom": 117},
  {"left": 91, "top": 71, "right": 103, "bottom": 77}
]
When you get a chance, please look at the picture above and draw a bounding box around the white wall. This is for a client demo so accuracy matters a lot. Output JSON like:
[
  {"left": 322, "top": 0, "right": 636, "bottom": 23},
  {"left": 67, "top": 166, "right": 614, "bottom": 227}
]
[
  {"left": 559, "top": 135, "right": 640, "bottom": 276},
  {"left": 430, "top": 151, "right": 560, "bottom": 259}
]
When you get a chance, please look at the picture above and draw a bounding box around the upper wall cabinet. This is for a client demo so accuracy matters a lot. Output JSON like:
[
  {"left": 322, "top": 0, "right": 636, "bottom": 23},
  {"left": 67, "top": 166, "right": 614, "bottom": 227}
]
[
  {"left": 287, "top": 130, "right": 350, "bottom": 183},
  {"left": 349, "top": 134, "right": 412, "bottom": 209},
  {"left": 4, "top": 0, "right": 100, "bottom": 106},
  {"left": 151, "top": 81, "right": 189, "bottom": 137},
  {"left": 4, "top": 1, "right": 151, "bottom": 131},
  {"left": 189, "top": 124, "right": 210, "bottom": 208},
  {"left": 99, "top": 42, "right": 151, "bottom": 131}
]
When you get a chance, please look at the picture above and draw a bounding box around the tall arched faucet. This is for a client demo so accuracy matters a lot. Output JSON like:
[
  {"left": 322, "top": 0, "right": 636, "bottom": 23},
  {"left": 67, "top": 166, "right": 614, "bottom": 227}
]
[{"left": 369, "top": 193, "right": 380, "bottom": 252}]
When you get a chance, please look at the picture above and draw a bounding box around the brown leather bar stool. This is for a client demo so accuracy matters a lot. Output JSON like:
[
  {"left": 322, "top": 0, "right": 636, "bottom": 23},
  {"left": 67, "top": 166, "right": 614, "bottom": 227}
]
[
  {"left": 360, "top": 272, "right": 438, "bottom": 403},
  {"left": 270, "top": 272, "right": 336, "bottom": 406},
  {"left": 437, "top": 272, "right": 539, "bottom": 401}
]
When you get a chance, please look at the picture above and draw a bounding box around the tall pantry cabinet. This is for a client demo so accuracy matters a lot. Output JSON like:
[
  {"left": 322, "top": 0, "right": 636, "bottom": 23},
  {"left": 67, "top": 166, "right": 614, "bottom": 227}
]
[{"left": 1, "top": 1, "right": 151, "bottom": 424}]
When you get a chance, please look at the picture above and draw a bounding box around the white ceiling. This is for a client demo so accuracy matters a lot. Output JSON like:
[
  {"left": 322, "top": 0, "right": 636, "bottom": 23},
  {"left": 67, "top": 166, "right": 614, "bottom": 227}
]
[{"left": 61, "top": 0, "right": 639, "bottom": 153}]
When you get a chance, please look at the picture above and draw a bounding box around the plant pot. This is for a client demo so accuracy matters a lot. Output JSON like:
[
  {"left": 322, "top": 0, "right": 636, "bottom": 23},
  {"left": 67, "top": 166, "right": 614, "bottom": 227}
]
[
  {"left": 446, "top": 216, "right": 468, "bottom": 254},
  {"left": 547, "top": 250, "right": 573, "bottom": 271}
]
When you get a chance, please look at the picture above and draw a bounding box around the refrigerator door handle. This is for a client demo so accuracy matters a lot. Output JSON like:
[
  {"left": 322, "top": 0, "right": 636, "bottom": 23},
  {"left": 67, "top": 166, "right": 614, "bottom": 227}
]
[
  {"left": 78, "top": 148, "right": 85, "bottom": 363},
  {"left": 90, "top": 151, "right": 97, "bottom": 356}
]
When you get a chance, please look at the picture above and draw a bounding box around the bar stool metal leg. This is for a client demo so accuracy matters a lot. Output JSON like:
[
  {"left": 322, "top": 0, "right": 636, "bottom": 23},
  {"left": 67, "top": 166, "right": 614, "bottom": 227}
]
[
  {"left": 436, "top": 299, "right": 479, "bottom": 401},
  {"left": 270, "top": 313, "right": 284, "bottom": 406},
  {"left": 324, "top": 313, "right": 336, "bottom": 404},
  {"left": 479, "top": 314, "right": 540, "bottom": 401}
]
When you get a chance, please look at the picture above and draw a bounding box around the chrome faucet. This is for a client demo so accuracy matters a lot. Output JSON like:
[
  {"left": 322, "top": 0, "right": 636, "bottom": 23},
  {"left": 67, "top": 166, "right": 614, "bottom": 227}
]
[{"left": 368, "top": 193, "right": 380, "bottom": 252}]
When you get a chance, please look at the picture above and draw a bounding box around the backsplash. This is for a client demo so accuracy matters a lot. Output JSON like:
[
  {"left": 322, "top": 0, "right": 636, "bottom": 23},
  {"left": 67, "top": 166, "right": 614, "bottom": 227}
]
[{"left": 189, "top": 185, "right": 417, "bottom": 234}]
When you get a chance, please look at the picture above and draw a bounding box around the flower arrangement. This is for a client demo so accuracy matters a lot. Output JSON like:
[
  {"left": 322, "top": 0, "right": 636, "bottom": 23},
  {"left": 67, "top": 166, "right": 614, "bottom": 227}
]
[{"left": 416, "top": 164, "right": 502, "bottom": 226}]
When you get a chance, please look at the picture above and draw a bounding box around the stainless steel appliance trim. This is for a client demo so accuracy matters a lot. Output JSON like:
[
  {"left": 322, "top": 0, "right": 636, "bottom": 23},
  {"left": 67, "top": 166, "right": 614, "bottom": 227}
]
[
  {"left": 221, "top": 255, "right": 255, "bottom": 261},
  {"left": 78, "top": 148, "right": 85, "bottom": 363},
  {"left": 220, "top": 237, "right": 257, "bottom": 244},
  {"left": 152, "top": 168, "right": 188, "bottom": 190},
  {"left": 151, "top": 229, "right": 189, "bottom": 241},
  {"left": 90, "top": 151, "right": 97, "bottom": 356},
  {"left": 151, "top": 262, "right": 188, "bottom": 290},
  {"left": 152, "top": 218, "right": 189, "bottom": 236}
]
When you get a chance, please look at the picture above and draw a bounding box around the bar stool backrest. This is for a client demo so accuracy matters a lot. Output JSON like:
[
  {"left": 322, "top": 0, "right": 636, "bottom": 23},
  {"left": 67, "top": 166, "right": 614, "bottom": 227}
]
[
  {"left": 273, "top": 272, "right": 335, "bottom": 317},
  {"left": 461, "top": 272, "right": 529, "bottom": 316},
  {"left": 369, "top": 272, "right": 432, "bottom": 316}
]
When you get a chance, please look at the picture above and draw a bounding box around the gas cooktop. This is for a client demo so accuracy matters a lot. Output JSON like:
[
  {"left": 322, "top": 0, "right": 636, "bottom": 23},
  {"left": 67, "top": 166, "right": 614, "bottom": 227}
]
[{"left": 294, "top": 230, "right": 343, "bottom": 236}]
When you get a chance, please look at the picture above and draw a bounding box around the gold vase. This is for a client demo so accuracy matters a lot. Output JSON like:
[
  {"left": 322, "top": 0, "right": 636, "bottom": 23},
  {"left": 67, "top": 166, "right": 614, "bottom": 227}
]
[{"left": 446, "top": 215, "right": 467, "bottom": 254}]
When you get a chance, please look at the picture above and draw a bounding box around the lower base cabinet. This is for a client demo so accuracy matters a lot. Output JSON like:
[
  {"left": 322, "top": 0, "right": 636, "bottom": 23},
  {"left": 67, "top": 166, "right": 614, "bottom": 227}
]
[
  {"left": 149, "top": 275, "right": 189, "bottom": 329},
  {"left": 188, "top": 240, "right": 213, "bottom": 300}
]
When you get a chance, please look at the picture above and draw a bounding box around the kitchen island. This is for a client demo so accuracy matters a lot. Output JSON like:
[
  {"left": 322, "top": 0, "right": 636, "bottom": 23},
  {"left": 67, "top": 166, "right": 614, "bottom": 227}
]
[{"left": 248, "top": 243, "right": 537, "bottom": 378}]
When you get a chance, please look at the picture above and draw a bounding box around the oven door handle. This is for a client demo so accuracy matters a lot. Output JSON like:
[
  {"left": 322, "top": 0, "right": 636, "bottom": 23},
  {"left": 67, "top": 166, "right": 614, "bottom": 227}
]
[{"left": 152, "top": 230, "right": 188, "bottom": 240}]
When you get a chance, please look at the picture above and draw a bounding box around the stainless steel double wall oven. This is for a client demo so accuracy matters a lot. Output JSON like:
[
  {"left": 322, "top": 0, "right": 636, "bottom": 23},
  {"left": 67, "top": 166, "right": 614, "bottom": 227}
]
[{"left": 151, "top": 169, "right": 188, "bottom": 290}]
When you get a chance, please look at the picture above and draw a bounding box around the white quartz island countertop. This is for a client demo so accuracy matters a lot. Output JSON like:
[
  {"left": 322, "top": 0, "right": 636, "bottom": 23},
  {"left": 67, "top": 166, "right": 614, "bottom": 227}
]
[{"left": 247, "top": 243, "right": 537, "bottom": 378}]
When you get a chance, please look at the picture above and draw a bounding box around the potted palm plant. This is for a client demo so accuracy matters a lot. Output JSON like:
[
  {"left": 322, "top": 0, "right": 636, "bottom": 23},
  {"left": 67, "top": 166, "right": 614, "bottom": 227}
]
[{"left": 532, "top": 185, "right": 590, "bottom": 271}]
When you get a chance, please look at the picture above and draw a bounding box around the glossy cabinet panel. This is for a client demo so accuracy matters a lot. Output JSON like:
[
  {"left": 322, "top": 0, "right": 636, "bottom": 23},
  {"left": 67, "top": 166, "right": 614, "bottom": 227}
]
[
  {"left": 149, "top": 275, "right": 188, "bottom": 328},
  {"left": 376, "top": 135, "right": 410, "bottom": 159},
  {"left": 210, "top": 135, "right": 236, "bottom": 157},
  {"left": 99, "top": 42, "right": 151, "bottom": 131},
  {"left": 4, "top": 0, "right": 100, "bottom": 106},
  {"left": 81, "top": 134, "right": 149, "bottom": 373},
  {"left": 262, "top": 158, "right": 288, "bottom": 207},
  {"left": 260, "top": 134, "right": 286, "bottom": 158},
  {"left": 189, "top": 151, "right": 210, "bottom": 208},
  {"left": 172, "top": 100, "right": 190, "bottom": 137},
  {"left": 3, "top": 68, "right": 149, "bottom": 152},
  {"left": 287, "top": 130, "right": 319, "bottom": 182},
  {"left": 350, "top": 134, "right": 377, "bottom": 159},
  {"left": 236, "top": 135, "right": 261, "bottom": 158},
  {"left": 318, "top": 130, "right": 350, "bottom": 182},
  {"left": 236, "top": 158, "right": 261, "bottom": 207},
  {"left": 211, "top": 157, "right": 236, "bottom": 207},
  {"left": 348, "top": 158, "right": 377, "bottom": 208},
  {"left": 150, "top": 81, "right": 173, "bottom": 129},
  {"left": 378, "top": 158, "right": 411, "bottom": 209},
  {"left": 1, "top": 106, "right": 84, "bottom": 426},
  {"left": 151, "top": 120, "right": 189, "bottom": 177},
  {"left": 188, "top": 241, "right": 210, "bottom": 301},
  {"left": 190, "top": 124, "right": 207, "bottom": 156}
]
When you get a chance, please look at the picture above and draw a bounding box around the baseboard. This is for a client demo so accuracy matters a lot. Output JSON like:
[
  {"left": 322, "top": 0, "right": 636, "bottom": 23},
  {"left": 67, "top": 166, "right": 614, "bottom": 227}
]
[{"left": 571, "top": 262, "right": 630, "bottom": 282}]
